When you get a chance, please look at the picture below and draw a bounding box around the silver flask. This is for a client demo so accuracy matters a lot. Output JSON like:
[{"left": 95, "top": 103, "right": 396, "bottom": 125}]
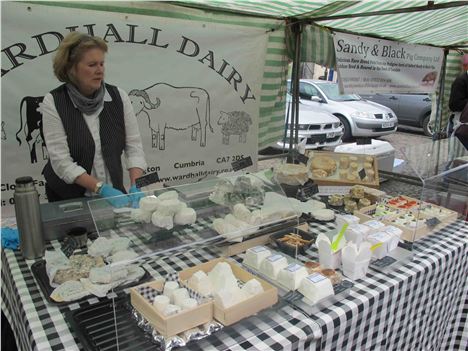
[{"left": 14, "top": 176, "right": 45, "bottom": 259}]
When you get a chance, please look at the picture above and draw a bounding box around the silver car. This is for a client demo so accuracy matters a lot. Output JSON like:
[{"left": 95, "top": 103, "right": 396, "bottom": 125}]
[
  {"left": 277, "top": 94, "right": 343, "bottom": 149},
  {"left": 359, "top": 93, "right": 432, "bottom": 136},
  {"left": 294, "top": 80, "right": 398, "bottom": 141}
]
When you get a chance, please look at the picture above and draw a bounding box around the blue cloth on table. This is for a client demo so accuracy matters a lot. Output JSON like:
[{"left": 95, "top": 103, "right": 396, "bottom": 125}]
[{"left": 1, "top": 227, "right": 19, "bottom": 250}]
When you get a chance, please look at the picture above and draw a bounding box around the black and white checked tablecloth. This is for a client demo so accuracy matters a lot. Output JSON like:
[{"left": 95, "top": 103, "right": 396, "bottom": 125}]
[{"left": 2, "top": 218, "right": 467, "bottom": 351}]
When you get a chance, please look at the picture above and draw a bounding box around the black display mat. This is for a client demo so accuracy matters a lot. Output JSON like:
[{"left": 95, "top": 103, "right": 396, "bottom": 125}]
[
  {"left": 31, "top": 260, "right": 150, "bottom": 305},
  {"left": 66, "top": 296, "right": 156, "bottom": 351}
]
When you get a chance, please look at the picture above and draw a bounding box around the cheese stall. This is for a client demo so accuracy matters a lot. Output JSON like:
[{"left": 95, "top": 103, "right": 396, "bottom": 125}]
[{"left": 1, "top": 1, "right": 467, "bottom": 351}]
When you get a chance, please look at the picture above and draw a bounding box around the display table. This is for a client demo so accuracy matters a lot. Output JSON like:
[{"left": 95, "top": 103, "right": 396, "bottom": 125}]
[{"left": 2, "top": 219, "right": 467, "bottom": 351}]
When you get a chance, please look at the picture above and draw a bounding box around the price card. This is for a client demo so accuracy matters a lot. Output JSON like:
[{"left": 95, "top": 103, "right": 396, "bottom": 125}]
[
  {"left": 298, "top": 181, "right": 319, "bottom": 200},
  {"left": 231, "top": 156, "right": 253, "bottom": 171},
  {"left": 358, "top": 168, "right": 367, "bottom": 180},
  {"left": 135, "top": 171, "right": 160, "bottom": 188},
  {"left": 61, "top": 237, "right": 78, "bottom": 258},
  {"left": 356, "top": 138, "right": 372, "bottom": 145},
  {"left": 426, "top": 217, "right": 441, "bottom": 227},
  {"left": 296, "top": 153, "right": 309, "bottom": 165}
]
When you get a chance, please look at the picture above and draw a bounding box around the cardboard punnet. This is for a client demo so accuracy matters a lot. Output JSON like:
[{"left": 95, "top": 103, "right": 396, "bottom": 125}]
[
  {"left": 179, "top": 258, "right": 278, "bottom": 326},
  {"left": 130, "top": 279, "right": 213, "bottom": 338}
]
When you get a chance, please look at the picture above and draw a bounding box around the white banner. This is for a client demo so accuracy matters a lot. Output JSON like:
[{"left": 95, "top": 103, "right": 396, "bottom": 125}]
[
  {"left": 333, "top": 32, "right": 444, "bottom": 94},
  {"left": 1, "top": 3, "right": 268, "bottom": 216}
]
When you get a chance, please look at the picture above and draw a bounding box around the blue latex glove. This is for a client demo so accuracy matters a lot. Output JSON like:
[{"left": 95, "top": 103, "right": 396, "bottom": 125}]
[
  {"left": 129, "top": 184, "right": 144, "bottom": 208},
  {"left": 99, "top": 184, "right": 129, "bottom": 208},
  {"left": 1, "top": 227, "right": 19, "bottom": 250}
]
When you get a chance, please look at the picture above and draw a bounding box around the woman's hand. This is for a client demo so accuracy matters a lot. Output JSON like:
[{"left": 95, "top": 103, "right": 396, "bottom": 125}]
[
  {"left": 99, "top": 184, "right": 128, "bottom": 208},
  {"left": 129, "top": 184, "right": 144, "bottom": 208}
]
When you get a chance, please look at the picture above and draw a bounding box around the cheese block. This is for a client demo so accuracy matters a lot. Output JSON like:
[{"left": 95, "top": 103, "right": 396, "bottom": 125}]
[
  {"left": 277, "top": 263, "right": 309, "bottom": 290},
  {"left": 208, "top": 262, "right": 238, "bottom": 293},
  {"left": 139, "top": 195, "right": 160, "bottom": 212},
  {"left": 298, "top": 273, "right": 334, "bottom": 304},
  {"left": 174, "top": 207, "right": 197, "bottom": 225},
  {"left": 274, "top": 163, "right": 309, "bottom": 186},
  {"left": 243, "top": 246, "right": 271, "bottom": 269},
  {"left": 259, "top": 254, "right": 288, "bottom": 280},
  {"left": 241, "top": 278, "right": 264, "bottom": 297},
  {"left": 187, "top": 270, "right": 213, "bottom": 296},
  {"left": 214, "top": 286, "right": 243, "bottom": 309}
]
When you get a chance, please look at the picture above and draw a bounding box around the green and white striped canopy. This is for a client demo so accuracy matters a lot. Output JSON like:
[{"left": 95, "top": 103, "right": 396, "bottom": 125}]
[
  {"left": 32, "top": 1, "right": 468, "bottom": 145},
  {"left": 172, "top": 0, "right": 468, "bottom": 48}
]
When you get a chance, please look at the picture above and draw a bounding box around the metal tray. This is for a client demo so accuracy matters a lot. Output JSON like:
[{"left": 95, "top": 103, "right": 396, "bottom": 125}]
[{"left": 31, "top": 260, "right": 151, "bottom": 305}]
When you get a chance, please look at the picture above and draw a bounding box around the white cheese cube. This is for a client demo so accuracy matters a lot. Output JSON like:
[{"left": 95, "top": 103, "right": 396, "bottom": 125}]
[
  {"left": 153, "top": 295, "right": 170, "bottom": 312},
  {"left": 172, "top": 288, "right": 190, "bottom": 306},
  {"left": 277, "top": 263, "right": 309, "bottom": 290},
  {"left": 163, "top": 281, "right": 179, "bottom": 300},
  {"left": 259, "top": 254, "right": 288, "bottom": 279},
  {"left": 243, "top": 246, "right": 271, "bottom": 269},
  {"left": 162, "top": 304, "right": 181, "bottom": 316},
  {"left": 181, "top": 298, "right": 198, "bottom": 310},
  {"left": 298, "top": 273, "right": 334, "bottom": 304}
]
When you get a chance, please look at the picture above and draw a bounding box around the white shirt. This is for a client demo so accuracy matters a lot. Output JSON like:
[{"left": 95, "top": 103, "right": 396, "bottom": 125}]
[{"left": 41, "top": 86, "right": 147, "bottom": 195}]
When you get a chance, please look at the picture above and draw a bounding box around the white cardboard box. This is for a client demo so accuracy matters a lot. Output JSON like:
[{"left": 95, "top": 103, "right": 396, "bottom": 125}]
[{"left": 335, "top": 139, "right": 395, "bottom": 172}]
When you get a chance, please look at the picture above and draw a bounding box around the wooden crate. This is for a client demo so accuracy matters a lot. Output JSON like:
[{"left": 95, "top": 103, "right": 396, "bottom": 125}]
[
  {"left": 130, "top": 279, "right": 213, "bottom": 338},
  {"left": 305, "top": 150, "right": 380, "bottom": 188},
  {"left": 179, "top": 258, "right": 278, "bottom": 326}
]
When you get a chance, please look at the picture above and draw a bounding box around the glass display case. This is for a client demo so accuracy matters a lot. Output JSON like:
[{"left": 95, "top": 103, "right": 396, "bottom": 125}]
[{"left": 84, "top": 171, "right": 305, "bottom": 350}]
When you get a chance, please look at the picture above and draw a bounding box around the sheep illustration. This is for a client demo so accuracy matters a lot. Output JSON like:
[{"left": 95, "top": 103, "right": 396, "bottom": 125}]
[{"left": 217, "top": 111, "right": 252, "bottom": 145}]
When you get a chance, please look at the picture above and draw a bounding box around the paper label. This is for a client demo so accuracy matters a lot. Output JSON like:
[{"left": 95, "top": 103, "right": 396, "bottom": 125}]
[
  {"left": 358, "top": 168, "right": 367, "bottom": 180},
  {"left": 307, "top": 273, "right": 326, "bottom": 283},
  {"left": 286, "top": 263, "right": 302, "bottom": 272},
  {"left": 267, "top": 254, "right": 283, "bottom": 262},
  {"left": 369, "top": 232, "right": 390, "bottom": 242},
  {"left": 365, "top": 220, "right": 384, "bottom": 229},
  {"left": 251, "top": 246, "right": 267, "bottom": 253},
  {"left": 385, "top": 226, "right": 401, "bottom": 235}
]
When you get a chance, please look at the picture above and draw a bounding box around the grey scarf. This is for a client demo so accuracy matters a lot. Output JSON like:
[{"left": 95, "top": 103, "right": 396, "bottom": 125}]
[{"left": 66, "top": 82, "right": 105, "bottom": 115}]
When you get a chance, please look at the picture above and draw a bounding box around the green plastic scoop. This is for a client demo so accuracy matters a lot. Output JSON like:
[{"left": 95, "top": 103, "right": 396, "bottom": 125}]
[{"left": 331, "top": 223, "right": 348, "bottom": 252}]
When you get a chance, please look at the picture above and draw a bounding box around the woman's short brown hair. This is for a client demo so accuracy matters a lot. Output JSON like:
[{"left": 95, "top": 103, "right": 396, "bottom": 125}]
[{"left": 53, "top": 32, "right": 108, "bottom": 84}]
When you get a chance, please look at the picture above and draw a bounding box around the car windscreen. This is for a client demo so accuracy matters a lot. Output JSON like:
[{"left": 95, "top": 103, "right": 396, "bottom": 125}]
[{"left": 318, "top": 83, "right": 361, "bottom": 101}]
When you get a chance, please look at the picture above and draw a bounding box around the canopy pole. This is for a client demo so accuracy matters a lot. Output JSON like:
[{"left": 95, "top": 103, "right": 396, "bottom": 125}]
[
  {"left": 434, "top": 49, "right": 449, "bottom": 138},
  {"left": 288, "top": 20, "right": 303, "bottom": 162}
]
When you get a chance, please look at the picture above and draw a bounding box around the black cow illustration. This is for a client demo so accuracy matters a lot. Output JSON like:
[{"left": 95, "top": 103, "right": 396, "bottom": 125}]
[{"left": 16, "top": 96, "right": 48, "bottom": 163}]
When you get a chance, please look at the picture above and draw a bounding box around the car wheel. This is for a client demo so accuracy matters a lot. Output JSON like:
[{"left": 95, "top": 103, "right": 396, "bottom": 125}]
[
  {"left": 422, "top": 114, "right": 434, "bottom": 137},
  {"left": 336, "top": 115, "right": 352, "bottom": 141}
]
